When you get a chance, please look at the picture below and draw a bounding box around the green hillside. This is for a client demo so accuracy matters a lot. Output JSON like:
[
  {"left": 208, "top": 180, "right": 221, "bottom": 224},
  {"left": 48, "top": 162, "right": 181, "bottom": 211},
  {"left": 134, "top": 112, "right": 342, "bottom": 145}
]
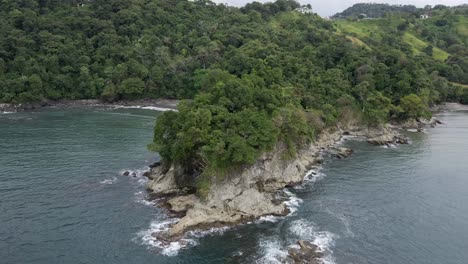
[
  {"left": 335, "top": 19, "right": 450, "bottom": 61},
  {"left": 1, "top": 0, "right": 467, "bottom": 188}
]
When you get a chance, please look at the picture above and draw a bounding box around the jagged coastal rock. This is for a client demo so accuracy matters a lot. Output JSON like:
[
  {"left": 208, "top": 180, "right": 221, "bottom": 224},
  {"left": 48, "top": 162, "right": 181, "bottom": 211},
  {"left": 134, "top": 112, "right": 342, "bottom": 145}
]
[
  {"left": 330, "top": 147, "right": 354, "bottom": 159},
  {"left": 145, "top": 124, "right": 410, "bottom": 240},
  {"left": 399, "top": 117, "right": 444, "bottom": 130},
  {"left": 288, "top": 240, "right": 324, "bottom": 264}
]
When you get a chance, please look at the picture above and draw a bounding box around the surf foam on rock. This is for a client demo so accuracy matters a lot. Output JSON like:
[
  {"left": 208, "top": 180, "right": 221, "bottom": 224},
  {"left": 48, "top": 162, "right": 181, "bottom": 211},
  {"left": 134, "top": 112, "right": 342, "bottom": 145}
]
[
  {"left": 256, "top": 237, "right": 289, "bottom": 264},
  {"left": 136, "top": 218, "right": 197, "bottom": 256},
  {"left": 120, "top": 167, "right": 151, "bottom": 185},
  {"left": 289, "top": 219, "right": 337, "bottom": 264},
  {"left": 283, "top": 189, "right": 303, "bottom": 216}
]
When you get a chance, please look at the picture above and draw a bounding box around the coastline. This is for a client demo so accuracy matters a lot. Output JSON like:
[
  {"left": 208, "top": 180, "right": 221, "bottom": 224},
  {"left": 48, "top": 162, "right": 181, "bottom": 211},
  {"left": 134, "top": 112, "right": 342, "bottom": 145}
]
[
  {"left": 140, "top": 107, "right": 454, "bottom": 261},
  {"left": 142, "top": 121, "right": 423, "bottom": 258},
  {"left": 0, "top": 99, "right": 179, "bottom": 113}
]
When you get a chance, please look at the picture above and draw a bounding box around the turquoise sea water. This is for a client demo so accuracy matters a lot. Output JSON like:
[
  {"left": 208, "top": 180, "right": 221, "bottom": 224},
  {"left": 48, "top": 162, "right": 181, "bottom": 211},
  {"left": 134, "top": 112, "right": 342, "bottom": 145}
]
[{"left": 1, "top": 108, "right": 467, "bottom": 264}]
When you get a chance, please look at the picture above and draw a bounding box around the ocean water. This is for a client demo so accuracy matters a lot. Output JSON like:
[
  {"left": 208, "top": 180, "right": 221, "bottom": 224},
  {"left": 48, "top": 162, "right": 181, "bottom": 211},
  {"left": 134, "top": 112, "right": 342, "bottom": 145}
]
[{"left": 1, "top": 107, "right": 468, "bottom": 264}]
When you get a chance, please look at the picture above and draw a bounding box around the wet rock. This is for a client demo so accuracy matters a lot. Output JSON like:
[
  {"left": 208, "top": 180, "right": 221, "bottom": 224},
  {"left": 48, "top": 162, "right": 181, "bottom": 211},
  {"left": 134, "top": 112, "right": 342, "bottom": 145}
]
[
  {"left": 417, "top": 117, "right": 445, "bottom": 128},
  {"left": 367, "top": 131, "right": 409, "bottom": 146},
  {"left": 330, "top": 147, "right": 353, "bottom": 159},
  {"left": 122, "top": 171, "right": 130, "bottom": 176},
  {"left": 394, "top": 135, "right": 410, "bottom": 144},
  {"left": 131, "top": 172, "right": 137, "bottom": 177},
  {"left": 288, "top": 240, "right": 324, "bottom": 264},
  {"left": 149, "top": 161, "right": 161, "bottom": 168}
]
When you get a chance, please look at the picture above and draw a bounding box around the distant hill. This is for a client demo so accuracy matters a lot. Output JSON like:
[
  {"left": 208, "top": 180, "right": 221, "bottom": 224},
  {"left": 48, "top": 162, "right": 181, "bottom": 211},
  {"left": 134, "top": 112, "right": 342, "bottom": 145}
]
[{"left": 333, "top": 3, "right": 422, "bottom": 19}]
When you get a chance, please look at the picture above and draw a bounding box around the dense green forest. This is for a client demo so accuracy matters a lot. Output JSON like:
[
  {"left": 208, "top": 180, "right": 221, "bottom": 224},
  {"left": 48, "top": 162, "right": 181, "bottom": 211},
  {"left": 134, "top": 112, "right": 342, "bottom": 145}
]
[{"left": 2, "top": 0, "right": 468, "bottom": 189}]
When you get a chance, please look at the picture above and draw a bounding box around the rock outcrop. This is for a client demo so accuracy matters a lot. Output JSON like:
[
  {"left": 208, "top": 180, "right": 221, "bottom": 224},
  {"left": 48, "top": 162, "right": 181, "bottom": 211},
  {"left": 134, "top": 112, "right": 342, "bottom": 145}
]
[
  {"left": 399, "top": 117, "right": 444, "bottom": 130},
  {"left": 288, "top": 240, "right": 324, "bottom": 264},
  {"left": 330, "top": 147, "right": 353, "bottom": 159},
  {"left": 146, "top": 129, "right": 343, "bottom": 238},
  {"left": 145, "top": 124, "right": 409, "bottom": 239}
]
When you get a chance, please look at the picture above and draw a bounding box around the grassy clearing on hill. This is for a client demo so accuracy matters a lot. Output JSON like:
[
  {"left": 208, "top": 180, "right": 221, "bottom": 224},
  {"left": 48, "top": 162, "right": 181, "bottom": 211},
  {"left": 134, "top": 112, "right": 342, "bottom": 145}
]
[
  {"left": 345, "top": 35, "right": 371, "bottom": 50},
  {"left": 403, "top": 32, "right": 450, "bottom": 61},
  {"left": 335, "top": 19, "right": 450, "bottom": 62}
]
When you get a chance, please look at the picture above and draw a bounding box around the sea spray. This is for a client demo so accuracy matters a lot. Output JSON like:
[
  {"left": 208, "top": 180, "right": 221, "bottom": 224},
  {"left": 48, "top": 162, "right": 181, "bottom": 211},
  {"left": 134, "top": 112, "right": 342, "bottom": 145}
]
[
  {"left": 256, "top": 237, "right": 289, "bottom": 264},
  {"left": 288, "top": 219, "right": 337, "bottom": 264}
]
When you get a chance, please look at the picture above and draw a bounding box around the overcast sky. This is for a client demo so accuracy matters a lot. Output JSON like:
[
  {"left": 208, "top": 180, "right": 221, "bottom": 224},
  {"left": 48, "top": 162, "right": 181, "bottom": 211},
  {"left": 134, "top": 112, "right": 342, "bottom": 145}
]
[{"left": 212, "top": 0, "right": 467, "bottom": 17}]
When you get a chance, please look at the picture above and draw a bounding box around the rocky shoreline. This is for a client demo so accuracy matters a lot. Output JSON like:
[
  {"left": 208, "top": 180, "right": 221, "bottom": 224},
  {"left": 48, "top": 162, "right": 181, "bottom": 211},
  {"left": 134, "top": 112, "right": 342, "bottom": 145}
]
[
  {"left": 142, "top": 123, "right": 420, "bottom": 240},
  {"left": 0, "top": 99, "right": 179, "bottom": 113},
  {"left": 133, "top": 116, "right": 445, "bottom": 261}
]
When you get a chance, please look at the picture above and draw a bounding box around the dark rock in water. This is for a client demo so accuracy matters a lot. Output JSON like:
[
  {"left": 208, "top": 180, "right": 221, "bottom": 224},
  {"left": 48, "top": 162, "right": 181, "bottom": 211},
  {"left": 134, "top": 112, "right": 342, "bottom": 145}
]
[
  {"left": 288, "top": 240, "right": 324, "bottom": 264},
  {"left": 131, "top": 172, "right": 137, "bottom": 177},
  {"left": 149, "top": 161, "right": 161, "bottom": 168},
  {"left": 343, "top": 131, "right": 351, "bottom": 135},
  {"left": 394, "top": 135, "right": 410, "bottom": 144},
  {"left": 143, "top": 171, "right": 151, "bottom": 177},
  {"left": 123, "top": 171, "right": 130, "bottom": 176}
]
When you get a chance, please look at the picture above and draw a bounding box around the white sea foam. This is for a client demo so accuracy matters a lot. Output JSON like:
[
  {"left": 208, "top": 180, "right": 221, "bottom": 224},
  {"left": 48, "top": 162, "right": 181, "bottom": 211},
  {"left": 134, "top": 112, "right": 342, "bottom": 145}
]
[
  {"left": 113, "top": 105, "right": 177, "bottom": 112},
  {"left": 283, "top": 189, "right": 303, "bottom": 215},
  {"left": 289, "top": 219, "right": 337, "bottom": 264},
  {"left": 134, "top": 191, "right": 156, "bottom": 206},
  {"left": 302, "top": 167, "right": 326, "bottom": 184},
  {"left": 256, "top": 238, "right": 289, "bottom": 264},
  {"left": 100, "top": 176, "right": 117, "bottom": 185},
  {"left": 136, "top": 219, "right": 234, "bottom": 256},
  {"left": 257, "top": 215, "right": 281, "bottom": 223},
  {"left": 136, "top": 218, "right": 197, "bottom": 256},
  {"left": 186, "top": 226, "right": 231, "bottom": 238},
  {"left": 120, "top": 167, "right": 150, "bottom": 185}
]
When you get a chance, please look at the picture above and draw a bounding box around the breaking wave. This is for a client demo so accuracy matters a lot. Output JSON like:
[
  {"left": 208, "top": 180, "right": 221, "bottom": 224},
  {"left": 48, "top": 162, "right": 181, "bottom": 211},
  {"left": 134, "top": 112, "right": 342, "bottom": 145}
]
[
  {"left": 113, "top": 105, "right": 177, "bottom": 112},
  {"left": 289, "top": 219, "right": 337, "bottom": 264},
  {"left": 256, "top": 237, "right": 289, "bottom": 264},
  {"left": 99, "top": 176, "right": 118, "bottom": 185},
  {"left": 135, "top": 218, "right": 197, "bottom": 256}
]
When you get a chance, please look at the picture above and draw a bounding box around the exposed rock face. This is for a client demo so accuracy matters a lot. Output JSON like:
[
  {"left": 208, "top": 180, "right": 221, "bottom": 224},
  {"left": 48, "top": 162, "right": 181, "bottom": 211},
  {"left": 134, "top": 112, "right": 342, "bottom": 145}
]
[
  {"left": 366, "top": 127, "right": 410, "bottom": 146},
  {"left": 288, "top": 240, "right": 324, "bottom": 264},
  {"left": 145, "top": 125, "right": 409, "bottom": 239},
  {"left": 399, "top": 117, "right": 444, "bottom": 130},
  {"left": 167, "top": 194, "right": 198, "bottom": 213},
  {"left": 147, "top": 129, "right": 342, "bottom": 238},
  {"left": 146, "top": 165, "right": 189, "bottom": 196}
]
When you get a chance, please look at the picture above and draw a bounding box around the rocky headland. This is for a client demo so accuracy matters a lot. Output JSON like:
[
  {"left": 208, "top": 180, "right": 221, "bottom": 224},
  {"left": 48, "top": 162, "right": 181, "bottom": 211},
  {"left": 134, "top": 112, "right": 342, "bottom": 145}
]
[{"left": 143, "top": 122, "right": 424, "bottom": 243}]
